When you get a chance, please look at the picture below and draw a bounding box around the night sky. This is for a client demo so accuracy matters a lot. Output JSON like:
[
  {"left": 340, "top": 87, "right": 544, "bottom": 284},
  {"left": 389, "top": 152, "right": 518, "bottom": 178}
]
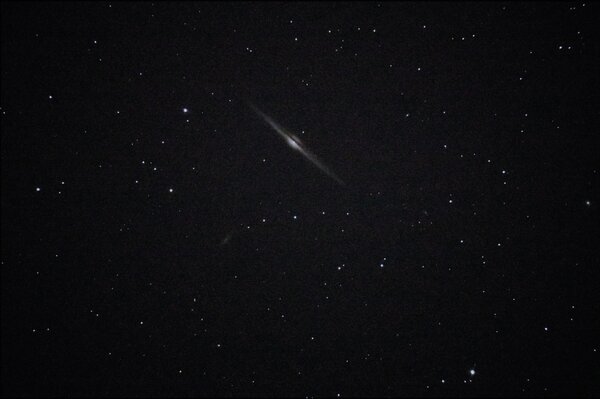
[{"left": 1, "top": 1, "right": 599, "bottom": 397}]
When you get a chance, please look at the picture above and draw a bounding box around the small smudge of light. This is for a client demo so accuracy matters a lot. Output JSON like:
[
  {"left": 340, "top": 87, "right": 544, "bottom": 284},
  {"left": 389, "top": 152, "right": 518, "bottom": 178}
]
[
  {"left": 544, "top": 327, "right": 548, "bottom": 331},
  {"left": 470, "top": 369, "right": 476, "bottom": 376},
  {"left": 293, "top": 215, "right": 297, "bottom": 220},
  {"left": 48, "top": 95, "right": 53, "bottom": 99},
  {"left": 585, "top": 200, "right": 591, "bottom": 206},
  {"left": 169, "top": 188, "right": 173, "bottom": 193},
  {"left": 36, "top": 187, "right": 41, "bottom": 192},
  {"left": 183, "top": 108, "right": 189, "bottom": 113},
  {"left": 380, "top": 263, "right": 384, "bottom": 268},
  {"left": 442, "top": 379, "right": 445, "bottom": 384}
]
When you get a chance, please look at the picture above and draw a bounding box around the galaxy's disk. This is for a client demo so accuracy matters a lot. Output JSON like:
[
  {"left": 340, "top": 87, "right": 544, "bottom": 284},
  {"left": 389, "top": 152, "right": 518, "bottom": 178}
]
[{"left": 249, "top": 103, "right": 345, "bottom": 185}]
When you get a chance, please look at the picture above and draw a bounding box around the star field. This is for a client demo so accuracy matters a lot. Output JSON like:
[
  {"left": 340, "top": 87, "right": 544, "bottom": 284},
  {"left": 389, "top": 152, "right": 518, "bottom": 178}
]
[{"left": 1, "top": 2, "right": 599, "bottom": 397}]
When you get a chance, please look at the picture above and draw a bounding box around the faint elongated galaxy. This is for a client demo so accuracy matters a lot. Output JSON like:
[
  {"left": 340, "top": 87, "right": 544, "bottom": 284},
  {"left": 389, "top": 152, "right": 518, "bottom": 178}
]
[{"left": 249, "top": 103, "right": 345, "bottom": 186}]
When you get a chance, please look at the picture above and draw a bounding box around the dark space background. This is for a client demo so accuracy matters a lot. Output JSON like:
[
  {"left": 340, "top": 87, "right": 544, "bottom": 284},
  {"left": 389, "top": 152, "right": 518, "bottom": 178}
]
[{"left": 1, "top": 1, "right": 599, "bottom": 397}]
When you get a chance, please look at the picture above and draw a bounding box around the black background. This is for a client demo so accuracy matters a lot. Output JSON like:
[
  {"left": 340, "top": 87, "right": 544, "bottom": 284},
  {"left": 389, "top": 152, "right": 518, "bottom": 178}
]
[{"left": 1, "top": 2, "right": 599, "bottom": 397}]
